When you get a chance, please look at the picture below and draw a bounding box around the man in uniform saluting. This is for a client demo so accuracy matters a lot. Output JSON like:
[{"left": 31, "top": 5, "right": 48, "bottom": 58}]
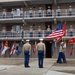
[
  {"left": 22, "top": 40, "right": 31, "bottom": 68},
  {"left": 36, "top": 39, "right": 46, "bottom": 68}
]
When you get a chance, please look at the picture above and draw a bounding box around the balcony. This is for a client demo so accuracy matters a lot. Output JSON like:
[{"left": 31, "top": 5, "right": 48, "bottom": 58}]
[
  {"left": 0, "top": 9, "right": 75, "bottom": 23},
  {"left": 55, "top": 9, "right": 75, "bottom": 21},
  {"left": 0, "top": 30, "right": 74, "bottom": 40},
  {"left": 0, "top": 10, "right": 54, "bottom": 23}
]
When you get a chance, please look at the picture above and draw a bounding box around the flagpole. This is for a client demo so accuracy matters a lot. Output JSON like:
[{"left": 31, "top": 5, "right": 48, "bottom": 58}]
[{"left": 73, "top": 44, "right": 74, "bottom": 59}]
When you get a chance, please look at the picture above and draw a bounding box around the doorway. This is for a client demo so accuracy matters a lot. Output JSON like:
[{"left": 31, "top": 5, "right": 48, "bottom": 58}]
[{"left": 45, "top": 41, "right": 52, "bottom": 58}]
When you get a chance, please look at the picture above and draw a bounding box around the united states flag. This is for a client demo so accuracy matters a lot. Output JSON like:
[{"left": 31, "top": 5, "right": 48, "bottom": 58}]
[{"left": 46, "top": 22, "right": 66, "bottom": 40}]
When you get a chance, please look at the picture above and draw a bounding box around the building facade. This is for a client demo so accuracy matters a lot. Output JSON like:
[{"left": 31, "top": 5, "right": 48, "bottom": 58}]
[{"left": 0, "top": 0, "right": 75, "bottom": 58}]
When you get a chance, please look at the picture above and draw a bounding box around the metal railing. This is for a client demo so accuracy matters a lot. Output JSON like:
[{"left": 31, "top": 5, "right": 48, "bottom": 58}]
[
  {"left": 0, "top": 30, "right": 74, "bottom": 39},
  {"left": 0, "top": 9, "right": 75, "bottom": 19},
  {"left": 55, "top": 9, "right": 75, "bottom": 16}
]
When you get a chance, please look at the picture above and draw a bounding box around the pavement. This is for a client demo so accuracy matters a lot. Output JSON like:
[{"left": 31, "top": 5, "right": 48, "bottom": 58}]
[{"left": 0, "top": 58, "right": 75, "bottom": 75}]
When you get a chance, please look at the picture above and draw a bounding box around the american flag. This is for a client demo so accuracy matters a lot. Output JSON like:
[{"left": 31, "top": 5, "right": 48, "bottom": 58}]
[{"left": 46, "top": 22, "right": 66, "bottom": 40}]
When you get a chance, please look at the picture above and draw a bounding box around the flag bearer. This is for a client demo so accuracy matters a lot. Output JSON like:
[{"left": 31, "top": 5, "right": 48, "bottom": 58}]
[
  {"left": 22, "top": 40, "right": 31, "bottom": 67},
  {"left": 36, "top": 39, "right": 46, "bottom": 68},
  {"left": 57, "top": 41, "right": 66, "bottom": 63}
]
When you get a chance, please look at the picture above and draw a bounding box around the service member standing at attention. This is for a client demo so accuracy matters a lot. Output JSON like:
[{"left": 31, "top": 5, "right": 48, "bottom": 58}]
[
  {"left": 22, "top": 40, "right": 31, "bottom": 68},
  {"left": 36, "top": 39, "right": 46, "bottom": 68},
  {"left": 56, "top": 6, "right": 61, "bottom": 16}
]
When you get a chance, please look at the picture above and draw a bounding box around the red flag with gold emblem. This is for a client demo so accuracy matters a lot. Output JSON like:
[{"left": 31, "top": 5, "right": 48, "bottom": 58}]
[
  {"left": 1, "top": 40, "right": 9, "bottom": 55},
  {"left": 56, "top": 36, "right": 62, "bottom": 43},
  {"left": 68, "top": 38, "right": 75, "bottom": 44}
]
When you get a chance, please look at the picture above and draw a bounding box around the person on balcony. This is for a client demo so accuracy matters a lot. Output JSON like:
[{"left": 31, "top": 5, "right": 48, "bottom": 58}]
[
  {"left": 20, "top": 8, "right": 23, "bottom": 17},
  {"left": 22, "top": 40, "right": 31, "bottom": 68},
  {"left": 29, "top": 26, "right": 33, "bottom": 37},
  {"left": 29, "top": 8, "right": 33, "bottom": 17},
  {"left": 47, "top": 6, "right": 51, "bottom": 16},
  {"left": 2, "top": 27, "right": 6, "bottom": 37},
  {"left": 2, "top": 9, "right": 6, "bottom": 19},
  {"left": 69, "top": 25, "right": 73, "bottom": 36},
  {"left": 11, "top": 27, "right": 14, "bottom": 37},
  {"left": 20, "top": 26, "right": 24, "bottom": 38},
  {"left": 68, "top": 6, "right": 72, "bottom": 16},
  {"left": 46, "top": 25, "right": 51, "bottom": 36},
  {"left": 39, "top": 7, "right": 42, "bottom": 17},
  {"left": 11, "top": 8, "right": 14, "bottom": 18},
  {"left": 38, "top": 26, "right": 42, "bottom": 37},
  {"left": 56, "top": 6, "right": 61, "bottom": 16}
]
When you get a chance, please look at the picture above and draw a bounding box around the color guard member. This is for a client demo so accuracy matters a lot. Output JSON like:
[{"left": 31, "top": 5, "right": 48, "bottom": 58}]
[{"left": 57, "top": 41, "right": 66, "bottom": 63}]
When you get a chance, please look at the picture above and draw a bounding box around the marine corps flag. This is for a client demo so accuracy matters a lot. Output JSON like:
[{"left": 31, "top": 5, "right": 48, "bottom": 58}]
[
  {"left": 70, "top": 44, "right": 74, "bottom": 56},
  {"left": 68, "top": 38, "right": 75, "bottom": 44},
  {"left": 1, "top": 40, "right": 9, "bottom": 55},
  {"left": 56, "top": 36, "right": 62, "bottom": 43}
]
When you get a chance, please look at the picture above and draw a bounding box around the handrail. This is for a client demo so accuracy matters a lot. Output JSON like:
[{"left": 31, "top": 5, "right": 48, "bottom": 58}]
[
  {"left": 0, "top": 9, "right": 75, "bottom": 19},
  {"left": 0, "top": 30, "right": 74, "bottom": 39}
]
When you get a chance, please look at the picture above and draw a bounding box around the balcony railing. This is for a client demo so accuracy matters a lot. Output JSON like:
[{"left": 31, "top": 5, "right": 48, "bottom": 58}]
[
  {"left": 55, "top": 9, "right": 75, "bottom": 17},
  {"left": 0, "top": 30, "right": 74, "bottom": 40},
  {"left": 0, "top": 9, "right": 75, "bottom": 20},
  {"left": 0, "top": 10, "right": 54, "bottom": 19}
]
